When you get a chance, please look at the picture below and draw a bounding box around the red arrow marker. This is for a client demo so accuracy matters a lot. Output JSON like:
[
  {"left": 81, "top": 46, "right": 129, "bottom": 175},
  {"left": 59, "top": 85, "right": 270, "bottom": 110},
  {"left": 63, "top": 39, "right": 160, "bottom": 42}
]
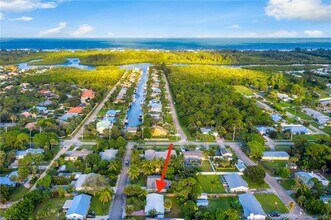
[{"left": 156, "top": 143, "right": 173, "bottom": 192}]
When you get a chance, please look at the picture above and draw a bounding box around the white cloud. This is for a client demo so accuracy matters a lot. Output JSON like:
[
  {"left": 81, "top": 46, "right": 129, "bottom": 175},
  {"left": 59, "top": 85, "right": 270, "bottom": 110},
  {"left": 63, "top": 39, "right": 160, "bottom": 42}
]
[
  {"left": 10, "top": 16, "right": 34, "bottom": 21},
  {"left": 0, "top": 13, "right": 4, "bottom": 20},
  {"left": 226, "top": 24, "right": 240, "bottom": 29},
  {"left": 304, "top": 30, "right": 324, "bottom": 37},
  {"left": 107, "top": 32, "right": 114, "bottom": 37},
  {"left": 249, "top": 30, "right": 298, "bottom": 38},
  {"left": 265, "top": 0, "right": 331, "bottom": 22},
  {"left": 39, "top": 22, "right": 67, "bottom": 36},
  {"left": 71, "top": 24, "right": 94, "bottom": 37},
  {"left": 0, "top": 0, "right": 58, "bottom": 12}
]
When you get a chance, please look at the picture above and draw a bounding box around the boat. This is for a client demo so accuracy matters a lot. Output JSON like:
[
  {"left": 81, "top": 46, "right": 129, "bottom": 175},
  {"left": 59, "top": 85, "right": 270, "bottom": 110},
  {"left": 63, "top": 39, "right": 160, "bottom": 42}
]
[{"left": 139, "top": 114, "right": 143, "bottom": 121}]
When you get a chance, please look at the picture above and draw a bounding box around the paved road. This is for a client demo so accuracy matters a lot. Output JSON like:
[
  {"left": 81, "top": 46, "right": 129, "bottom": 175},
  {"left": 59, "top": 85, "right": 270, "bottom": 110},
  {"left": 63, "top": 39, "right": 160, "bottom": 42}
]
[
  {"left": 220, "top": 140, "right": 312, "bottom": 219},
  {"left": 109, "top": 143, "right": 133, "bottom": 220},
  {"left": 162, "top": 72, "right": 187, "bottom": 141}
]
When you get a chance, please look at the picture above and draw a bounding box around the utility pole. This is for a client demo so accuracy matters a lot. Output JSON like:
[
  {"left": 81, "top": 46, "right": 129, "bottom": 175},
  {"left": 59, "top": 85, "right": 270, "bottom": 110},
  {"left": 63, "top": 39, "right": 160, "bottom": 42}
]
[
  {"left": 81, "top": 125, "right": 84, "bottom": 141},
  {"left": 232, "top": 126, "right": 236, "bottom": 141}
]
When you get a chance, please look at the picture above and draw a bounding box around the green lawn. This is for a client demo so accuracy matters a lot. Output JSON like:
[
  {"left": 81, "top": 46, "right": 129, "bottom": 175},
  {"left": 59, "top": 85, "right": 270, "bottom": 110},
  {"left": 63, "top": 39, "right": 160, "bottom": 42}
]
[
  {"left": 9, "top": 186, "right": 30, "bottom": 201},
  {"left": 201, "top": 196, "right": 241, "bottom": 213},
  {"left": 33, "top": 196, "right": 70, "bottom": 220},
  {"left": 242, "top": 176, "right": 270, "bottom": 189},
  {"left": 89, "top": 195, "right": 110, "bottom": 215},
  {"left": 321, "top": 126, "right": 331, "bottom": 135},
  {"left": 261, "top": 161, "right": 288, "bottom": 169},
  {"left": 287, "top": 108, "right": 314, "bottom": 121},
  {"left": 274, "top": 145, "right": 291, "bottom": 152},
  {"left": 233, "top": 85, "right": 254, "bottom": 96},
  {"left": 165, "top": 196, "right": 182, "bottom": 218},
  {"left": 279, "top": 179, "right": 296, "bottom": 190},
  {"left": 255, "top": 193, "right": 289, "bottom": 214},
  {"left": 275, "top": 102, "right": 294, "bottom": 108},
  {"left": 201, "top": 160, "right": 214, "bottom": 172},
  {"left": 196, "top": 175, "right": 226, "bottom": 193},
  {"left": 131, "top": 175, "right": 147, "bottom": 187}
]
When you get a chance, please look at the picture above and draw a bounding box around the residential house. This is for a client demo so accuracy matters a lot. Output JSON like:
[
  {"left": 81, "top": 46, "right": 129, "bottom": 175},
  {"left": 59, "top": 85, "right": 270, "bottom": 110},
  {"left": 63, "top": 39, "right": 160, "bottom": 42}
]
[
  {"left": 200, "top": 127, "right": 212, "bottom": 135},
  {"left": 148, "top": 99, "right": 162, "bottom": 113},
  {"left": 295, "top": 171, "right": 329, "bottom": 187},
  {"left": 220, "top": 147, "right": 233, "bottom": 158},
  {"left": 255, "top": 126, "right": 275, "bottom": 135},
  {"left": 239, "top": 193, "right": 266, "bottom": 220},
  {"left": 302, "top": 108, "right": 330, "bottom": 125},
  {"left": 236, "top": 159, "right": 247, "bottom": 172},
  {"left": 320, "top": 195, "right": 331, "bottom": 204},
  {"left": 223, "top": 173, "right": 248, "bottom": 193},
  {"left": 114, "top": 88, "right": 127, "bottom": 103},
  {"left": 74, "top": 173, "right": 98, "bottom": 191},
  {"left": 145, "top": 193, "right": 165, "bottom": 218},
  {"left": 65, "top": 149, "right": 93, "bottom": 161},
  {"left": 183, "top": 151, "right": 205, "bottom": 161},
  {"left": 262, "top": 151, "right": 290, "bottom": 161},
  {"left": 64, "top": 194, "right": 92, "bottom": 220},
  {"left": 144, "top": 149, "right": 177, "bottom": 160},
  {"left": 96, "top": 120, "right": 112, "bottom": 134},
  {"left": 81, "top": 89, "right": 95, "bottom": 103},
  {"left": 68, "top": 107, "right": 84, "bottom": 114},
  {"left": 146, "top": 175, "right": 171, "bottom": 192},
  {"left": 59, "top": 113, "right": 78, "bottom": 121},
  {"left": 281, "top": 124, "right": 311, "bottom": 135},
  {"left": 270, "top": 114, "right": 283, "bottom": 123},
  {"left": 99, "top": 149, "right": 118, "bottom": 161},
  {"left": 277, "top": 93, "right": 293, "bottom": 102},
  {"left": 16, "top": 148, "right": 44, "bottom": 159},
  {"left": 196, "top": 193, "right": 209, "bottom": 207}
]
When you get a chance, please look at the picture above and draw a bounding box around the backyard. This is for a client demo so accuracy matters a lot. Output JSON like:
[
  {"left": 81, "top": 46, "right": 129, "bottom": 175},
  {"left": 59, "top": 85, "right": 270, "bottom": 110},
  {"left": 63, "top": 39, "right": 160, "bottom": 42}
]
[
  {"left": 242, "top": 176, "right": 270, "bottom": 189},
  {"left": 196, "top": 175, "right": 226, "bottom": 193},
  {"left": 279, "top": 178, "right": 296, "bottom": 190},
  {"left": 201, "top": 160, "right": 214, "bottom": 172},
  {"left": 233, "top": 85, "right": 254, "bottom": 96},
  {"left": 165, "top": 196, "right": 182, "bottom": 218},
  {"left": 9, "top": 186, "right": 30, "bottom": 201},
  {"left": 89, "top": 196, "right": 111, "bottom": 215},
  {"left": 255, "top": 193, "right": 289, "bottom": 214},
  {"left": 33, "top": 196, "right": 71, "bottom": 220}
]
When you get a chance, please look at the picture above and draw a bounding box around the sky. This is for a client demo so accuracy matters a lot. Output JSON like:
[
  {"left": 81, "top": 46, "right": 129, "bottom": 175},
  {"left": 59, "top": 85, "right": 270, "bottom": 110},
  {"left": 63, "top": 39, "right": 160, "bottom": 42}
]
[{"left": 0, "top": 0, "right": 331, "bottom": 38}]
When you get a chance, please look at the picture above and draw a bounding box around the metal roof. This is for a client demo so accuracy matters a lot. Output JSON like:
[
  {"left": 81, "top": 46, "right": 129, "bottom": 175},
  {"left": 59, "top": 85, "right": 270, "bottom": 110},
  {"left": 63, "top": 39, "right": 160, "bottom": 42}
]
[
  {"left": 239, "top": 193, "right": 266, "bottom": 217},
  {"left": 65, "top": 194, "right": 91, "bottom": 217},
  {"left": 224, "top": 173, "right": 248, "bottom": 189},
  {"left": 263, "top": 151, "right": 290, "bottom": 158}
]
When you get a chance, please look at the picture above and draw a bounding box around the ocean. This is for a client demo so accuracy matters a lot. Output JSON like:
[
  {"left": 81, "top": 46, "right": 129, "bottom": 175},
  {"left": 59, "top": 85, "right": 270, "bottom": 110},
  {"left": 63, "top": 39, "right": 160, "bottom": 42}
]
[{"left": 1, "top": 38, "right": 331, "bottom": 50}]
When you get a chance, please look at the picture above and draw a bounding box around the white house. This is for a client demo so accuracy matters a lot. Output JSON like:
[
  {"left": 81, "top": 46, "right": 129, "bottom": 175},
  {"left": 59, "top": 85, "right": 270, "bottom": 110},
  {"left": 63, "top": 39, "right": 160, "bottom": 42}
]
[
  {"left": 239, "top": 193, "right": 266, "bottom": 220},
  {"left": 16, "top": 148, "right": 44, "bottom": 159},
  {"left": 223, "top": 173, "right": 249, "bottom": 193},
  {"left": 99, "top": 149, "right": 118, "bottom": 161},
  {"left": 145, "top": 193, "right": 165, "bottom": 218},
  {"left": 261, "top": 151, "right": 290, "bottom": 161},
  {"left": 295, "top": 171, "right": 329, "bottom": 188},
  {"left": 144, "top": 149, "right": 177, "bottom": 160},
  {"left": 64, "top": 194, "right": 92, "bottom": 220},
  {"left": 65, "top": 149, "right": 93, "bottom": 161},
  {"left": 302, "top": 108, "right": 330, "bottom": 125}
]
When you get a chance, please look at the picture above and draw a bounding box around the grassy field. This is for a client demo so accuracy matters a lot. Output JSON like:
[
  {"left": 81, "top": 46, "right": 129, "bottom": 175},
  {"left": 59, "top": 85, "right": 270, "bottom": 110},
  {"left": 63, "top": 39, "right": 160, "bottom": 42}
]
[
  {"left": 90, "top": 195, "right": 110, "bottom": 215},
  {"left": 165, "top": 196, "right": 182, "bottom": 218},
  {"left": 279, "top": 179, "right": 296, "bottom": 190},
  {"left": 33, "top": 196, "right": 70, "bottom": 220},
  {"left": 262, "top": 161, "right": 288, "bottom": 169},
  {"left": 201, "top": 160, "right": 214, "bottom": 172},
  {"left": 196, "top": 175, "right": 226, "bottom": 193},
  {"left": 202, "top": 196, "right": 240, "bottom": 212},
  {"left": 9, "top": 186, "right": 30, "bottom": 201},
  {"left": 242, "top": 176, "right": 270, "bottom": 189},
  {"left": 255, "top": 193, "right": 289, "bottom": 214},
  {"left": 321, "top": 126, "right": 331, "bottom": 135},
  {"left": 274, "top": 145, "right": 291, "bottom": 151},
  {"left": 233, "top": 85, "right": 254, "bottom": 95}
]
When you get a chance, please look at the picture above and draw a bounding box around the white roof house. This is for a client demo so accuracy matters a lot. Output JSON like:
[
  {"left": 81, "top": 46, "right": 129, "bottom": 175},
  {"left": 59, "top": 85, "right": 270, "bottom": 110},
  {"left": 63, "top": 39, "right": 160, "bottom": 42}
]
[
  {"left": 281, "top": 124, "right": 311, "bottom": 134},
  {"left": 65, "top": 194, "right": 92, "bottom": 220},
  {"left": 144, "top": 149, "right": 177, "bottom": 160},
  {"left": 16, "top": 148, "right": 44, "bottom": 159},
  {"left": 96, "top": 120, "right": 112, "bottom": 134},
  {"left": 148, "top": 99, "right": 162, "bottom": 113},
  {"left": 302, "top": 108, "right": 330, "bottom": 125},
  {"left": 270, "top": 114, "right": 283, "bottom": 123},
  {"left": 262, "top": 151, "right": 290, "bottom": 161},
  {"left": 224, "top": 173, "right": 248, "bottom": 193},
  {"left": 65, "top": 149, "right": 93, "bottom": 161},
  {"left": 145, "top": 193, "right": 165, "bottom": 218},
  {"left": 295, "top": 171, "right": 329, "bottom": 187},
  {"left": 220, "top": 147, "right": 233, "bottom": 157},
  {"left": 99, "top": 149, "right": 118, "bottom": 161},
  {"left": 239, "top": 193, "right": 266, "bottom": 220},
  {"left": 236, "top": 159, "right": 247, "bottom": 172}
]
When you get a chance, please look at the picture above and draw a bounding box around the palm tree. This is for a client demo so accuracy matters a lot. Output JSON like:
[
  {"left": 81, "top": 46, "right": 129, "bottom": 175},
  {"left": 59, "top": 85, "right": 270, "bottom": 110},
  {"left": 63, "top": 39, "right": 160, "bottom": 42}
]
[
  {"left": 10, "top": 115, "right": 17, "bottom": 123},
  {"left": 99, "top": 187, "right": 114, "bottom": 204},
  {"left": 288, "top": 201, "right": 295, "bottom": 212},
  {"left": 128, "top": 165, "right": 140, "bottom": 180},
  {"left": 164, "top": 199, "right": 172, "bottom": 211}
]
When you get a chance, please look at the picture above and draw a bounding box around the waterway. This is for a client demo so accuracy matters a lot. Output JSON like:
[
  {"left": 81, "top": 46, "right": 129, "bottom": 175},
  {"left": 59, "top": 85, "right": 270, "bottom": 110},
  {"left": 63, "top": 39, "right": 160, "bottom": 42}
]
[
  {"left": 18, "top": 58, "right": 95, "bottom": 70},
  {"left": 121, "top": 63, "right": 152, "bottom": 128}
]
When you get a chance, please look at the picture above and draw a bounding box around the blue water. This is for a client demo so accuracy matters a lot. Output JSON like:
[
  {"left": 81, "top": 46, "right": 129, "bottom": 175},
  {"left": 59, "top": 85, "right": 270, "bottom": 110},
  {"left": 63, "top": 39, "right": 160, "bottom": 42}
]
[
  {"left": 1, "top": 38, "right": 331, "bottom": 50},
  {"left": 121, "top": 63, "right": 151, "bottom": 128},
  {"left": 18, "top": 58, "right": 95, "bottom": 70}
]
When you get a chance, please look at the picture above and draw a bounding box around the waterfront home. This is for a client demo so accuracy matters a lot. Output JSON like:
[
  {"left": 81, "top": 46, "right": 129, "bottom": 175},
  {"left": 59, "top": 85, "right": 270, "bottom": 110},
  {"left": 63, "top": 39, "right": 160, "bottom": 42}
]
[
  {"left": 262, "top": 151, "right": 290, "bottom": 161},
  {"left": 106, "top": 109, "right": 118, "bottom": 117},
  {"left": 239, "top": 193, "right": 266, "bottom": 220},
  {"left": 114, "top": 88, "right": 127, "bottom": 103},
  {"left": 64, "top": 194, "right": 92, "bottom": 220},
  {"left": 99, "top": 149, "right": 118, "bottom": 161},
  {"left": 145, "top": 193, "right": 165, "bottom": 218},
  {"left": 295, "top": 171, "right": 329, "bottom": 187},
  {"left": 223, "top": 173, "right": 248, "bottom": 193},
  {"left": 80, "top": 89, "right": 95, "bottom": 103},
  {"left": 148, "top": 99, "right": 162, "bottom": 113},
  {"left": 65, "top": 148, "right": 93, "bottom": 161},
  {"left": 16, "top": 148, "right": 44, "bottom": 159},
  {"left": 146, "top": 175, "right": 171, "bottom": 192},
  {"left": 96, "top": 120, "right": 112, "bottom": 134},
  {"left": 144, "top": 149, "right": 177, "bottom": 160},
  {"left": 302, "top": 107, "right": 330, "bottom": 125}
]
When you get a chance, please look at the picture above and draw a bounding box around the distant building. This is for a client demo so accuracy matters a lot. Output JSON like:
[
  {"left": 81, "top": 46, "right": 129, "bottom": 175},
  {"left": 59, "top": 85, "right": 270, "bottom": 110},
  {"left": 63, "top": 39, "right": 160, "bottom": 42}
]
[
  {"left": 196, "top": 193, "right": 209, "bottom": 207},
  {"left": 65, "top": 149, "right": 93, "bottom": 161},
  {"left": 59, "top": 113, "right": 78, "bottom": 121},
  {"left": 183, "top": 151, "right": 205, "bottom": 160},
  {"left": 270, "top": 114, "right": 283, "bottom": 123},
  {"left": 96, "top": 120, "right": 112, "bottom": 134},
  {"left": 148, "top": 99, "right": 162, "bottom": 113},
  {"left": 255, "top": 126, "right": 275, "bottom": 135},
  {"left": 16, "top": 148, "right": 44, "bottom": 159},
  {"left": 239, "top": 193, "right": 266, "bottom": 220},
  {"left": 262, "top": 151, "right": 290, "bottom": 161},
  {"left": 99, "top": 149, "right": 118, "bottom": 161},
  {"left": 277, "top": 93, "right": 293, "bottom": 102},
  {"left": 145, "top": 193, "right": 164, "bottom": 218},
  {"left": 302, "top": 108, "right": 330, "bottom": 125},
  {"left": 223, "top": 173, "right": 248, "bottom": 193},
  {"left": 81, "top": 89, "right": 95, "bottom": 103},
  {"left": 64, "top": 194, "right": 92, "bottom": 220},
  {"left": 320, "top": 195, "right": 331, "bottom": 204},
  {"left": 281, "top": 124, "right": 311, "bottom": 135},
  {"left": 295, "top": 171, "right": 329, "bottom": 188},
  {"left": 68, "top": 106, "right": 84, "bottom": 114},
  {"left": 144, "top": 149, "right": 177, "bottom": 160},
  {"left": 146, "top": 175, "right": 171, "bottom": 192}
]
